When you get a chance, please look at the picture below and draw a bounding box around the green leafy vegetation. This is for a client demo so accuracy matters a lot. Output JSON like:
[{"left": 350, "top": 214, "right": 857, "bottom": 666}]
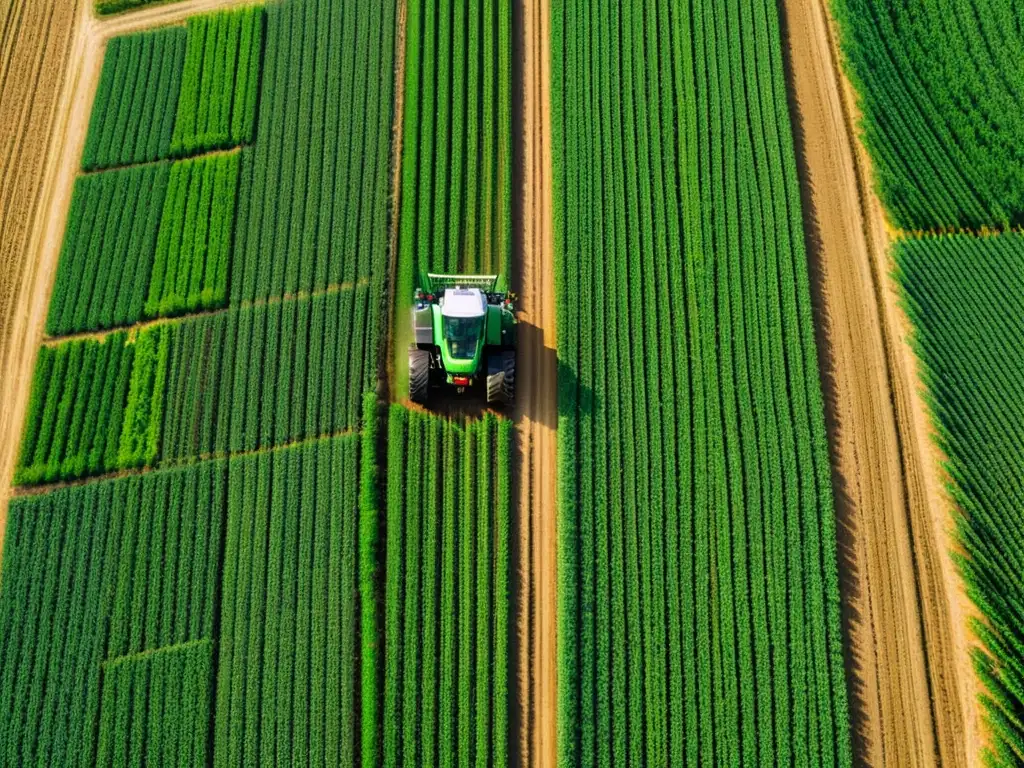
[
  {"left": 82, "top": 28, "right": 187, "bottom": 170},
  {"left": 214, "top": 435, "right": 364, "bottom": 767},
  {"left": 229, "top": 0, "right": 395, "bottom": 307},
  {"left": 96, "top": 640, "right": 214, "bottom": 767},
  {"left": 396, "top": 0, "right": 512, "bottom": 305},
  {"left": 0, "top": 462, "right": 226, "bottom": 765},
  {"left": 47, "top": 164, "right": 171, "bottom": 335},
  {"left": 896, "top": 232, "right": 1024, "bottom": 765},
  {"left": 552, "top": 0, "right": 851, "bottom": 764},
  {"left": 145, "top": 151, "right": 241, "bottom": 318},
  {"left": 383, "top": 406, "right": 511, "bottom": 767},
  {"left": 170, "top": 7, "right": 265, "bottom": 156},
  {"left": 832, "top": 0, "right": 1024, "bottom": 230},
  {"left": 15, "top": 332, "right": 139, "bottom": 485}
]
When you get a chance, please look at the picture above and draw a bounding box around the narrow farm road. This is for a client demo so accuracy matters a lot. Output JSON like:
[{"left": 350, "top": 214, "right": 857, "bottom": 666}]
[
  {"left": 778, "top": 0, "right": 979, "bottom": 765},
  {"left": 0, "top": 0, "right": 259, "bottom": 560},
  {"left": 514, "top": 0, "right": 557, "bottom": 763}
]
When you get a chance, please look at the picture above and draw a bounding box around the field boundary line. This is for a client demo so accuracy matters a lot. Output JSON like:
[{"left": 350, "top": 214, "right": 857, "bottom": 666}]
[
  {"left": 10, "top": 427, "right": 359, "bottom": 499},
  {"left": 818, "top": 0, "right": 981, "bottom": 762},
  {"left": 78, "top": 145, "right": 243, "bottom": 177},
  {"left": 41, "top": 278, "right": 370, "bottom": 346}
]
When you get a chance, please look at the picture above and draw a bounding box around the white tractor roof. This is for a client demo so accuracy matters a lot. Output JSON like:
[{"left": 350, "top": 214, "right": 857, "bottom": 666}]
[{"left": 441, "top": 288, "right": 486, "bottom": 318}]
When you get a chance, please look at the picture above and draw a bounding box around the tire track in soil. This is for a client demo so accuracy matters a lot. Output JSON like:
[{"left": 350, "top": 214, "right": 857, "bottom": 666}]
[
  {"left": 514, "top": 0, "right": 557, "bottom": 763},
  {"left": 778, "top": 0, "right": 980, "bottom": 764}
]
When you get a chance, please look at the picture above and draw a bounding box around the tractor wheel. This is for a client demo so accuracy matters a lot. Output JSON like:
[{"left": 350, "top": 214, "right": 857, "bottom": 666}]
[
  {"left": 409, "top": 348, "right": 430, "bottom": 405},
  {"left": 486, "top": 351, "right": 515, "bottom": 405}
]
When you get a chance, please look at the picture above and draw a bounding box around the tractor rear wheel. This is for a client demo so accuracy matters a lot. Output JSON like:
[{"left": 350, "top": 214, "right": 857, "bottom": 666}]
[
  {"left": 486, "top": 351, "right": 515, "bottom": 405},
  {"left": 409, "top": 348, "right": 430, "bottom": 405}
]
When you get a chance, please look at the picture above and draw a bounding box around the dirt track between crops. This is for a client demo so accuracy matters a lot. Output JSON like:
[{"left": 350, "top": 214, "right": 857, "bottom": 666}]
[
  {"left": 0, "top": 0, "right": 263, "bottom": 561},
  {"left": 514, "top": 0, "right": 557, "bottom": 763},
  {"left": 779, "top": 0, "right": 981, "bottom": 765}
]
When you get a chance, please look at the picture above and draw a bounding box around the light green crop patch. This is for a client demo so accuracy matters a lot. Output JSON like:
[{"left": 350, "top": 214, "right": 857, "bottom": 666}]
[
  {"left": 119, "top": 325, "right": 171, "bottom": 469},
  {"left": 171, "top": 6, "right": 265, "bottom": 156},
  {"left": 97, "top": 640, "right": 214, "bottom": 768},
  {"left": 146, "top": 151, "right": 241, "bottom": 318}
]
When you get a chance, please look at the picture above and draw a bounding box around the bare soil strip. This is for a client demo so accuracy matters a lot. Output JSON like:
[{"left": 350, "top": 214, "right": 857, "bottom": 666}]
[
  {"left": 779, "top": 0, "right": 980, "bottom": 764},
  {"left": 515, "top": 0, "right": 557, "bottom": 763},
  {"left": 0, "top": 0, "right": 267, "bottom": 560}
]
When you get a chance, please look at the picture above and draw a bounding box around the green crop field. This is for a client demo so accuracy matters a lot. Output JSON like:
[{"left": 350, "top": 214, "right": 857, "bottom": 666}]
[
  {"left": 896, "top": 233, "right": 1024, "bottom": 765},
  {"left": 552, "top": 0, "right": 851, "bottom": 765},
  {"left": 21, "top": 0, "right": 1024, "bottom": 763},
  {"left": 1, "top": 0, "right": 403, "bottom": 764},
  {"left": 383, "top": 406, "right": 512, "bottom": 767},
  {"left": 396, "top": 0, "right": 512, "bottom": 302},
  {"left": 832, "top": 0, "right": 1024, "bottom": 231}
]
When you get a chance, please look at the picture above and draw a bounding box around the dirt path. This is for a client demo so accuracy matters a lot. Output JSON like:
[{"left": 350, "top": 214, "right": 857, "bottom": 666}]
[
  {"left": 0, "top": 0, "right": 264, "bottom": 560},
  {"left": 778, "top": 0, "right": 980, "bottom": 765},
  {"left": 514, "top": 0, "right": 557, "bottom": 763}
]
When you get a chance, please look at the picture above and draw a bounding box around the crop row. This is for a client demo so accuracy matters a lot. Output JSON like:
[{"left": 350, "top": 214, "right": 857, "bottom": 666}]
[
  {"left": 552, "top": 0, "right": 851, "bottom": 765},
  {"left": 215, "top": 434, "right": 365, "bottom": 767},
  {"left": 832, "top": 0, "right": 1024, "bottom": 230},
  {"left": 96, "top": 640, "right": 214, "bottom": 768},
  {"left": 23, "top": 283, "right": 379, "bottom": 485},
  {"left": 229, "top": 0, "right": 395, "bottom": 306},
  {"left": 896, "top": 232, "right": 1024, "bottom": 765},
  {"left": 47, "top": 163, "right": 170, "bottom": 335},
  {"left": 396, "top": 0, "right": 512, "bottom": 309},
  {"left": 48, "top": 150, "right": 241, "bottom": 336},
  {"left": 163, "top": 284, "right": 377, "bottom": 461},
  {"left": 383, "top": 406, "right": 511, "bottom": 768},
  {"left": 14, "top": 329, "right": 168, "bottom": 485},
  {"left": 83, "top": 10, "right": 264, "bottom": 172},
  {"left": 95, "top": 0, "right": 183, "bottom": 15},
  {"left": 0, "top": 461, "right": 226, "bottom": 766},
  {"left": 82, "top": 27, "right": 186, "bottom": 171},
  {"left": 145, "top": 150, "right": 241, "bottom": 318},
  {"left": 0, "top": 423, "right": 382, "bottom": 767},
  {"left": 170, "top": 7, "right": 264, "bottom": 157}
]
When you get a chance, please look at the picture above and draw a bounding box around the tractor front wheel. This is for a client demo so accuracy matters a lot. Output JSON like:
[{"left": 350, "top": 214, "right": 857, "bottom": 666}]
[{"left": 409, "top": 348, "right": 431, "bottom": 405}]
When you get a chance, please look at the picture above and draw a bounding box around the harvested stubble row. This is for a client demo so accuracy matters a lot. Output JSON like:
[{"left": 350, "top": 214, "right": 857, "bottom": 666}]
[
  {"left": 896, "top": 232, "right": 1024, "bottom": 766},
  {"left": 383, "top": 406, "right": 512, "bottom": 768},
  {"left": 552, "top": 0, "right": 851, "bottom": 765}
]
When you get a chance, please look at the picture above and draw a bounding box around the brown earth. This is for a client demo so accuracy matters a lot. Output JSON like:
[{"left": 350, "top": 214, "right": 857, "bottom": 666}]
[
  {"left": 514, "top": 0, "right": 557, "bottom": 763},
  {"left": 0, "top": 0, "right": 268, "bottom": 559},
  {"left": 778, "top": 0, "right": 981, "bottom": 765},
  {"left": 0, "top": 0, "right": 84, "bottom": 560}
]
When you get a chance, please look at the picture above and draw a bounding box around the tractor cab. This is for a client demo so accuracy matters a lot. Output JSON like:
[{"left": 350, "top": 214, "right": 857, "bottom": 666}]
[{"left": 409, "top": 274, "right": 517, "bottom": 406}]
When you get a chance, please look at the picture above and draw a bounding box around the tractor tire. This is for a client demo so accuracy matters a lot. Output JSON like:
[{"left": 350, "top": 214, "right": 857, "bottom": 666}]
[
  {"left": 409, "top": 348, "right": 431, "bottom": 405},
  {"left": 487, "top": 351, "right": 515, "bottom": 406}
]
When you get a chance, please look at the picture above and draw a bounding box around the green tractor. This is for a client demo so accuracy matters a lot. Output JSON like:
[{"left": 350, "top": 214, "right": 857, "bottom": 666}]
[{"left": 409, "top": 273, "right": 517, "bottom": 406}]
